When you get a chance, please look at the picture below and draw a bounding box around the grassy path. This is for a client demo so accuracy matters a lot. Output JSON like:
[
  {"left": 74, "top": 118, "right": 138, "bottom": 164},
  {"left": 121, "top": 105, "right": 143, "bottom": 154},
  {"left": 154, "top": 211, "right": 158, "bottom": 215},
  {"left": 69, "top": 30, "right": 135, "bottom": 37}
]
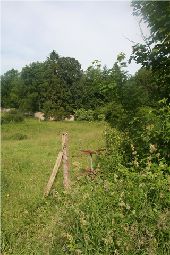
[{"left": 2, "top": 119, "right": 105, "bottom": 254}]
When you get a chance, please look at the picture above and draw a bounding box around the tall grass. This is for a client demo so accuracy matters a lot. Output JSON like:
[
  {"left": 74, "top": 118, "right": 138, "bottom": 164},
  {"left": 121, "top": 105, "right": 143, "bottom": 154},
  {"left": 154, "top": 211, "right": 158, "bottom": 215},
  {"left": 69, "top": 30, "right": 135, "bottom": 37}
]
[
  {"left": 2, "top": 119, "right": 105, "bottom": 254},
  {"left": 2, "top": 120, "right": 169, "bottom": 254}
]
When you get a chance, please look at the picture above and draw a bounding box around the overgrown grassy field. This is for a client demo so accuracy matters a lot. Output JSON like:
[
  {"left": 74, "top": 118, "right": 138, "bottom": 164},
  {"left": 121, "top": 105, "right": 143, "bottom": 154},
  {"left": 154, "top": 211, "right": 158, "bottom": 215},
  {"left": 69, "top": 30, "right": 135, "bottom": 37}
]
[
  {"left": 1, "top": 119, "right": 105, "bottom": 254},
  {"left": 2, "top": 119, "right": 169, "bottom": 255}
]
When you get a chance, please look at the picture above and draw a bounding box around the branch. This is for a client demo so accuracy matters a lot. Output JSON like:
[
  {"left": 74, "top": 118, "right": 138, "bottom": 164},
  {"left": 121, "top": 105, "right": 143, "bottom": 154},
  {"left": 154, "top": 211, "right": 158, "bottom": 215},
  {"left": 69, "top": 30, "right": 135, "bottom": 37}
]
[
  {"left": 138, "top": 19, "right": 152, "bottom": 53},
  {"left": 123, "top": 35, "right": 136, "bottom": 45}
]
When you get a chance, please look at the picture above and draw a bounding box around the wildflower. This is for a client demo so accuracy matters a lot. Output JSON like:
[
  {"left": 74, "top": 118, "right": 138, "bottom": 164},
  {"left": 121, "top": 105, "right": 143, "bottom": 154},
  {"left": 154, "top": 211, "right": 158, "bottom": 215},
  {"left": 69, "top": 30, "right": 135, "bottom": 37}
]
[
  {"left": 64, "top": 233, "right": 73, "bottom": 242},
  {"left": 149, "top": 144, "right": 157, "bottom": 153},
  {"left": 133, "top": 159, "right": 139, "bottom": 167},
  {"left": 119, "top": 201, "right": 125, "bottom": 207},
  {"left": 84, "top": 234, "right": 90, "bottom": 242},
  {"left": 112, "top": 218, "right": 115, "bottom": 225},
  {"left": 156, "top": 153, "right": 160, "bottom": 158},
  {"left": 126, "top": 204, "right": 130, "bottom": 210},
  {"left": 75, "top": 249, "right": 82, "bottom": 255},
  {"left": 131, "top": 144, "right": 135, "bottom": 151},
  {"left": 80, "top": 217, "right": 88, "bottom": 226},
  {"left": 49, "top": 233, "right": 53, "bottom": 238},
  {"left": 103, "top": 235, "right": 113, "bottom": 245},
  {"left": 120, "top": 192, "right": 124, "bottom": 198},
  {"left": 160, "top": 192, "right": 164, "bottom": 198},
  {"left": 116, "top": 240, "right": 121, "bottom": 247},
  {"left": 146, "top": 124, "right": 154, "bottom": 131},
  {"left": 83, "top": 193, "right": 90, "bottom": 200},
  {"left": 114, "top": 174, "right": 118, "bottom": 181},
  {"left": 159, "top": 162, "right": 165, "bottom": 168},
  {"left": 74, "top": 208, "right": 80, "bottom": 214},
  {"left": 132, "top": 151, "right": 137, "bottom": 155},
  {"left": 139, "top": 183, "right": 145, "bottom": 188},
  {"left": 104, "top": 180, "right": 110, "bottom": 191}
]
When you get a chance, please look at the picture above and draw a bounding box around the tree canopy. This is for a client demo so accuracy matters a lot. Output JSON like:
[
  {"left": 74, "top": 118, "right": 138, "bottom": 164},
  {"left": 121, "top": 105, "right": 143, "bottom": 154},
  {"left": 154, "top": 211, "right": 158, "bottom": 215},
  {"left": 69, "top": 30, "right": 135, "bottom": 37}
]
[{"left": 130, "top": 1, "right": 170, "bottom": 100}]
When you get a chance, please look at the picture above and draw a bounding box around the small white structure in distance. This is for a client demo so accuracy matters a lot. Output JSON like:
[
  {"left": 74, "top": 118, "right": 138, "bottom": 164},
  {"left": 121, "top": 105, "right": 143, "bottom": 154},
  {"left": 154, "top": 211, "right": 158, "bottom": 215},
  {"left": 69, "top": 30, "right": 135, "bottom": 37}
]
[
  {"left": 49, "top": 116, "right": 55, "bottom": 121},
  {"left": 1, "top": 108, "right": 11, "bottom": 113},
  {"left": 34, "top": 112, "right": 45, "bottom": 121},
  {"left": 65, "top": 115, "right": 75, "bottom": 121}
]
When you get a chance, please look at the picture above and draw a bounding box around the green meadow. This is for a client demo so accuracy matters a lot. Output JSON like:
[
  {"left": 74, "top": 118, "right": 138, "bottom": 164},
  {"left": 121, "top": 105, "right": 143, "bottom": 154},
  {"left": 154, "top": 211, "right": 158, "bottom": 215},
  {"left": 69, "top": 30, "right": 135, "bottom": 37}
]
[{"left": 2, "top": 119, "right": 105, "bottom": 254}]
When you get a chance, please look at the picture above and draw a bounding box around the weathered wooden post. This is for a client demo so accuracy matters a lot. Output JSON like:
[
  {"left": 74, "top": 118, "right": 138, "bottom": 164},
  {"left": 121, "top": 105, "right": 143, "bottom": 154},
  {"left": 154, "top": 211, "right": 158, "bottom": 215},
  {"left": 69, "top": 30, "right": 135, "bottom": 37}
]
[
  {"left": 44, "top": 132, "right": 70, "bottom": 197},
  {"left": 62, "top": 133, "right": 70, "bottom": 189},
  {"left": 44, "top": 151, "right": 63, "bottom": 197}
]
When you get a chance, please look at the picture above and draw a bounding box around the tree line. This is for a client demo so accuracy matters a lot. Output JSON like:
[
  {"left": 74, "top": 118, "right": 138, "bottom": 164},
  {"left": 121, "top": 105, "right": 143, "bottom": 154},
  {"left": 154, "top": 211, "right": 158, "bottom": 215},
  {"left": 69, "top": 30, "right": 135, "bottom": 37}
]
[{"left": 1, "top": 1, "right": 169, "bottom": 121}]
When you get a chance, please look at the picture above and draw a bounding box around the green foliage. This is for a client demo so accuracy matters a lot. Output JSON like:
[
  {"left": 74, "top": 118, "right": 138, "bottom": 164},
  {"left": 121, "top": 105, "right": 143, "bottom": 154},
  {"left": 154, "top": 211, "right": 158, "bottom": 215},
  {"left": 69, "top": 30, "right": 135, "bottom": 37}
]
[
  {"left": 43, "top": 101, "right": 66, "bottom": 120},
  {"left": 75, "top": 107, "right": 106, "bottom": 121},
  {"left": 52, "top": 164, "right": 169, "bottom": 254},
  {"left": 121, "top": 68, "right": 155, "bottom": 111},
  {"left": 127, "top": 99, "right": 170, "bottom": 164},
  {"left": 1, "top": 69, "right": 21, "bottom": 108},
  {"left": 1, "top": 111, "right": 24, "bottom": 124},
  {"left": 1, "top": 3, "right": 170, "bottom": 254},
  {"left": 93, "top": 107, "right": 106, "bottom": 121},
  {"left": 51, "top": 110, "right": 170, "bottom": 254},
  {"left": 1, "top": 51, "right": 129, "bottom": 122},
  {"left": 75, "top": 108, "right": 94, "bottom": 121},
  {"left": 1, "top": 51, "right": 83, "bottom": 116},
  {"left": 105, "top": 102, "right": 127, "bottom": 130},
  {"left": 100, "top": 128, "right": 124, "bottom": 174},
  {"left": 130, "top": 1, "right": 170, "bottom": 100}
]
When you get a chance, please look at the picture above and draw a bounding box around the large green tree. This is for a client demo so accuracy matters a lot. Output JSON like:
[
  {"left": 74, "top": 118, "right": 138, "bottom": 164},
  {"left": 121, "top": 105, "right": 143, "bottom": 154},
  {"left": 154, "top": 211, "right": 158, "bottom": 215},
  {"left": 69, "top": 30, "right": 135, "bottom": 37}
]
[
  {"left": 20, "top": 62, "right": 46, "bottom": 112},
  {"left": 130, "top": 1, "right": 170, "bottom": 100},
  {"left": 1, "top": 69, "right": 21, "bottom": 108}
]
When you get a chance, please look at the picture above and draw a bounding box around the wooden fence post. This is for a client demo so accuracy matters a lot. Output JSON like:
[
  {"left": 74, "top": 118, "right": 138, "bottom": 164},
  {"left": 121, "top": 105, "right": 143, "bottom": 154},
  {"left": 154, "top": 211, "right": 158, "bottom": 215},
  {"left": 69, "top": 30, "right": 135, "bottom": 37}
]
[
  {"left": 44, "top": 151, "right": 63, "bottom": 197},
  {"left": 44, "top": 132, "right": 70, "bottom": 197},
  {"left": 62, "top": 133, "right": 70, "bottom": 189}
]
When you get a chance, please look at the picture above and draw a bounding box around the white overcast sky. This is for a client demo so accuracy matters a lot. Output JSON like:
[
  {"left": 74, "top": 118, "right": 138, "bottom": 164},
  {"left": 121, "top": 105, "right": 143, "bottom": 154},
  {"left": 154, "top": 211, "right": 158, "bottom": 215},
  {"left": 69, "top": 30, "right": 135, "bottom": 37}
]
[{"left": 1, "top": 1, "right": 149, "bottom": 75}]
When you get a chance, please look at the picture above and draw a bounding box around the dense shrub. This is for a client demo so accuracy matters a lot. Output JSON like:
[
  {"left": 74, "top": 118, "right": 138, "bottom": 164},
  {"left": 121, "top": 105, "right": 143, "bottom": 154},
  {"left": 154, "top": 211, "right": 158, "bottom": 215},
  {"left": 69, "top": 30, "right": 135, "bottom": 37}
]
[
  {"left": 43, "top": 101, "right": 66, "bottom": 120},
  {"left": 127, "top": 99, "right": 170, "bottom": 164},
  {"left": 75, "top": 108, "right": 106, "bottom": 121},
  {"left": 105, "top": 102, "right": 128, "bottom": 130},
  {"left": 93, "top": 107, "right": 106, "bottom": 121},
  {"left": 1, "top": 111, "right": 24, "bottom": 124},
  {"left": 51, "top": 163, "right": 169, "bottom": 255},
  {"left": 50, "top": 101, "right": 170, "bottom": 254},
  {"left": 75, "top": 108, "right": 95, "bottom": 121},
  {"left": 105, "top": 99, "right": 170, "bottom": 166}
]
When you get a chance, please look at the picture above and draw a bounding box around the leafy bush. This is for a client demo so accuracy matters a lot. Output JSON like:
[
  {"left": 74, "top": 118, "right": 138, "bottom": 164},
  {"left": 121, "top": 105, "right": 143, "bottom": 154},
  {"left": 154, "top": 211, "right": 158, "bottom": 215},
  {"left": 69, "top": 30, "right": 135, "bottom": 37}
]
[
  {"left": 127, "top": 99, "right": 170, "bottom": 164},
  {"left": 50, "top": 100, "right": 170, "bottom": 254},
  {"left": 105, "top": 102, "right": 128, "bottom": 130},
  {"left": 105, "top": 99, "right": 170, "bottom": 166},
  {"left": 99, "top": 128, "right": 124, "bottom": 176},
  {"left": 52, "top": 163, "right": 169, "bottom": 255},
  {"left": 94, "top": 107, "right": 106, "bottom": 121},
  {"left": 1, "top": 111, "right": 24, "bottom": 124},
  {"left": 43, "top": 101, "right": 66, "bottom": 121},
  {"left": 75, "top": 108, "right": 95, "bottom": 121}
]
